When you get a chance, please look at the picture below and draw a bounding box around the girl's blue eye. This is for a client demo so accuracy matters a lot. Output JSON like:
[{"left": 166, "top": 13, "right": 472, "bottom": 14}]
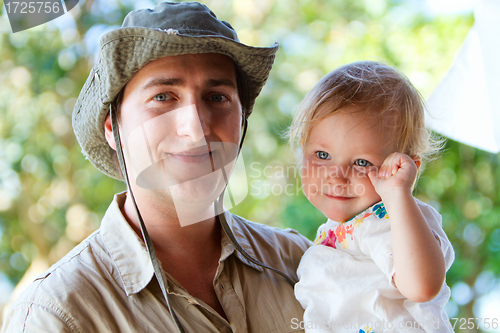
[
  {"left": 316, "top": 151, "right": 330, "bottom": 160},
  {"left": 355, "top": 159, "right": 372, "bottom": 167},
  {"left": 153, "top": 93, "right": 168, "bottom": 101}
]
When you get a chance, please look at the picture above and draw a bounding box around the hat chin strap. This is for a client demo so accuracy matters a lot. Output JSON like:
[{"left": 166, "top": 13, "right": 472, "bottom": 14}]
[
  {"left": 110, "top": 105, "right": 186, "bottom": 333},
  {"left": 216, "top": 118, "right": 296, "bottom": 286},
  {"left": 110, "top": 105, "right": 294, "bottom": 333}
]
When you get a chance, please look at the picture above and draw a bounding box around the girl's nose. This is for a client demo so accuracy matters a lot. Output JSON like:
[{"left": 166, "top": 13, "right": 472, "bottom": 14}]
[{"left": 326, "top": 165, "right": 350, "bottom": 185}]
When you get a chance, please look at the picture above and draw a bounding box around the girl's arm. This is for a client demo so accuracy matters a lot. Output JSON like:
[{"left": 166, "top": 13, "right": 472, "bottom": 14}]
[{"left": 368, "top": 152, "right": 446, "bottom": 303}]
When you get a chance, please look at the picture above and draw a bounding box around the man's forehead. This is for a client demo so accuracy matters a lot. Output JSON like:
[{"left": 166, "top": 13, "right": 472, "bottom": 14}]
[
  {"left": 127, "top": 53, "right": 238, "bottom": 89},
  {"left": 140, "top": 77, "right": 237, "bottom": 91}
]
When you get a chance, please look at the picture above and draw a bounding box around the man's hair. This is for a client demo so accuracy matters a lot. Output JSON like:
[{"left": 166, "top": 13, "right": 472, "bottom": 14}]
[{"left": 288, "top": 61, "right": 443, "bottom": 165}]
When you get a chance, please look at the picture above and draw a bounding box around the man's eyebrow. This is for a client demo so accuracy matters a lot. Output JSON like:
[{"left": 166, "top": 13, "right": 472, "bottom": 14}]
[
  {"left": 141, "top": 78, "right": 183, "bottom": 91},
  {"left": 207, "top": 78, "right": 237, "bottom": 89},
  {"left": 140, "top": 78, "right": 237, "bottom": 91}
]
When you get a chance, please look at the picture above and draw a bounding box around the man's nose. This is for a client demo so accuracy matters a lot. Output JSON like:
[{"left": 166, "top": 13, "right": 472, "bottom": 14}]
[{"left": 175, "top": 103, "right": 210, "bottom": 141}]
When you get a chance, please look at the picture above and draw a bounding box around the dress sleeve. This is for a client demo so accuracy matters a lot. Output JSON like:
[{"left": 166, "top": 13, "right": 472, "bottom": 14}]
[
  {"left": 358, "top": 199, "right": 455, "bottom": 288},
  {"left": 415, "top": 199, "right": 455, "bottom": 270},
  {"left": 357, "top": 214, "right": 396, "bottom": 287}
]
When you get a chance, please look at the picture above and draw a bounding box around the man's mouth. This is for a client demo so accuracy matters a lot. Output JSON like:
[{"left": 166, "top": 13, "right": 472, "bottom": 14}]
[{"left": 167, "top": 147, "right": 213, "bottom": 163}]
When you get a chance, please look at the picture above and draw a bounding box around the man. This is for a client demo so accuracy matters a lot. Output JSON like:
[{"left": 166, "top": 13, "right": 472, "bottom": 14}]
[{"left": 2, "top": 2, "right": 311, "bottom": 332}]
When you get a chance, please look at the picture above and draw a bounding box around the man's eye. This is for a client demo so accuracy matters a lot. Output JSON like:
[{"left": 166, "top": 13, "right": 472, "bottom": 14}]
[
  {"left": 208, "top": 94, "right": 227, "bottom": 102},
  {"left": 354, "top": 159, "right": 372, "bottom": 167},
  {"left": 153, "top": 93, "right": 169, "bottom": 101},
  {"left": 316, "top": 151, "right": 330, "bottom": 160}
]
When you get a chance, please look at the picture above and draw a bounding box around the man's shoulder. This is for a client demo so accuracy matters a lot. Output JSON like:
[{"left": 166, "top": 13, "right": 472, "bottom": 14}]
[
  {"left": 231, "top": 214, "right": 312, "bottom": 252},
  {"left": 11, "top": 229, "right": 114, "bottom": 308},
  {"left": 3, "top": 230, "right": 111, "bottom": 332},
  {"left": 228, "top": 214, "right": 312, "bottom": 282}
]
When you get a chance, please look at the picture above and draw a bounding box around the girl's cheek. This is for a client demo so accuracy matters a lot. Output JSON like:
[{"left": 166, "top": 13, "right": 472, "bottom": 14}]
[{"left": 300, "top": 158, "right": 316, "bottom": 179}]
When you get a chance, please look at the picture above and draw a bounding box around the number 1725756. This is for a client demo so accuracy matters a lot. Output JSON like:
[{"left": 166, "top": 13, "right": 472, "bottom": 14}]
[
  {"left": 4, "top": 2, "right": 60, "bottom": 14},
  {"left": 450, "top": 318, "right": 498, "bottom": 330}
]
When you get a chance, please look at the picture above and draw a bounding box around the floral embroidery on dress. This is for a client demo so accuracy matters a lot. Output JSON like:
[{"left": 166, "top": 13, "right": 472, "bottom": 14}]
[
  {"left": 314, "top": 202, "right": 389, "bottom": 250},
  {"left": 314, "top": 228, "right": 336, "bottom": 248},
  {"left": 336, "top": 224, "right": 347, "bottom": 243},
  {"left": 336, "top": 224, "right": 355, "bottom": 249},
  {"left": 353, "top": 211, "right": 372, "bottom": 228},
  {"left": 372, "top": 203, "right": 388, "bottom": 219},
  {"left": 359, "top": 328, "right": 373, "bottom": 333}
]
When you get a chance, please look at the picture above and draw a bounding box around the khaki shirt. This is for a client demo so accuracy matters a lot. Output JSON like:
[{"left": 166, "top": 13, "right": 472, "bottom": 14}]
[{"left": 2, "top": 193, "right": 312, "bottom": 332}]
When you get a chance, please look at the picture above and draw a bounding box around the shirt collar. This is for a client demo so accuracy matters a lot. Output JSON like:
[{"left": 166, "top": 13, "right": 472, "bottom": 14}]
[
  {"left": 100, "top": 192, "right": 155, "bottom": 296},
  {"left": 100, "top": 193, "right": 263, "bottom": 296},
  {"left": 219, "top": 210, "right": 264, "bottom": 272}
]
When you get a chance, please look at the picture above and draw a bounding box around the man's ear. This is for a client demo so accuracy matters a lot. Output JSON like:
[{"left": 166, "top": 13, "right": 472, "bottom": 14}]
[
  {"left": 104, "top": 113, "right": 116, "bottom": 151},
  {"left": 412, "top": 155, "right": 422, "bottom": 170}
]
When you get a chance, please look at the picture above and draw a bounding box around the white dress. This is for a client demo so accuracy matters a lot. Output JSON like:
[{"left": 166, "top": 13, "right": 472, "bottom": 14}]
[{"left": 294, "top": 199, "right": 455, "bottom": 333}]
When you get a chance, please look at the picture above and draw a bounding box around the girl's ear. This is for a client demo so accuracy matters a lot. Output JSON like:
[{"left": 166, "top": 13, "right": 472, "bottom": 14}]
[
  {"left": 412, "top": 155, "right": 422, "bottom": 170},
  {"left": 104, "top": 113, "right": 116, "bottom": 151}
]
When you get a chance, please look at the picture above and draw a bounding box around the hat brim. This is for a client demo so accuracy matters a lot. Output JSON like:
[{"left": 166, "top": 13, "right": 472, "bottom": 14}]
[{"left": 73, "top": 27, "right": 278, "bottom": 180}]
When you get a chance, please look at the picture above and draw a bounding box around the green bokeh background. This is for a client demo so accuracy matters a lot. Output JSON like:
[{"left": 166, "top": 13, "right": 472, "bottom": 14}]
[{"left": 1, "top": 0, "right": 499, "bottom": 331}]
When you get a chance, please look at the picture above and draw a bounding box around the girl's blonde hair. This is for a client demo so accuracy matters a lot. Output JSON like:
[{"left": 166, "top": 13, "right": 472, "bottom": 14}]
[{"left": 288, "top": 61, "right": 443, "bottom": 165}]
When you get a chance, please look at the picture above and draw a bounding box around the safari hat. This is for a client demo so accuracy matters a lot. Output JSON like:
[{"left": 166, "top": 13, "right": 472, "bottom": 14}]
[{"left": 72, "top": 1, "right": 279, "bottom": 180}]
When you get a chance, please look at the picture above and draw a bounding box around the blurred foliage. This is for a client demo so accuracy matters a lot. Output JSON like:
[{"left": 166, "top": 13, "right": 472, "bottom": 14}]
[{"left": 1, "top": 0, "right": 498, "bottom": 331}]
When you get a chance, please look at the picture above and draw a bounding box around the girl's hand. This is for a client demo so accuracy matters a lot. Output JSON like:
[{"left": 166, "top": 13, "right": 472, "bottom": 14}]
[{"left": 368, "top": 152, "right": 420, "bottom": 199}]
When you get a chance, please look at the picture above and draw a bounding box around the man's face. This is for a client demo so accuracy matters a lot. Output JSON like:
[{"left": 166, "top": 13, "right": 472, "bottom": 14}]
[{"left": 115, "top": 53, "right": 242, "bottom": 222}]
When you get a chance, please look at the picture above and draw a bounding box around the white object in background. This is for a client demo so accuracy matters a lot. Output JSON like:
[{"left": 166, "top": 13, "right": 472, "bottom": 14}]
[{"left": 426, "top": 0, "right": 500, "bottom": 153}]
